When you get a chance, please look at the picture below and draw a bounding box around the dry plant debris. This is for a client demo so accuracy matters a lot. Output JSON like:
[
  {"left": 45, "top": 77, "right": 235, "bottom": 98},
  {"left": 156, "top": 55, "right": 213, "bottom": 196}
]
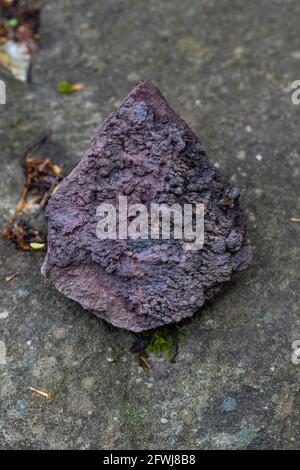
[
  {"left": 1, "top": 136, "right": 63, "bottom": 251},
  {"left": 29, "top": 386, "right": 53, "bottom": 400},
  {"left": 130, "top": 336, "right": 151, "bottom": 369},
  {"left": 4, "top": 272, "right": 17, "bottom": 282},
  {"left": 138, "top": 354, "right": 151, "bottom": 370},
  {"left": 0, "top": 0, "right": 42, "bottom": 81},
  {"left": 57, "top": 80, "right": 85, "bottom": 94}
]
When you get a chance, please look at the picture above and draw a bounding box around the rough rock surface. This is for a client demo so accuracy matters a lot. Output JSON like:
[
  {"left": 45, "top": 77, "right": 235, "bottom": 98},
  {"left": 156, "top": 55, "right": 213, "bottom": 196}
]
[{"left": 42, "top": 80, "right": 252, "bottom": 331}]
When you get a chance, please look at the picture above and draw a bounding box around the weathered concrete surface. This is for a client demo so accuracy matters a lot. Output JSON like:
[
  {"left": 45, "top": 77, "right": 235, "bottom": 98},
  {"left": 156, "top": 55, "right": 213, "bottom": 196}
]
[{"left": 0, "top": 0, "right": 299, "bottom": 449}]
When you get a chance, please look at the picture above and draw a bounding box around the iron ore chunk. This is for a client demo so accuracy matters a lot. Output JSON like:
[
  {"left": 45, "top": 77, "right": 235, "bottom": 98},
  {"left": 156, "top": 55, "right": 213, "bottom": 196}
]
[{"left": 42, "top": 81, "right": 252, "bottom": 332}]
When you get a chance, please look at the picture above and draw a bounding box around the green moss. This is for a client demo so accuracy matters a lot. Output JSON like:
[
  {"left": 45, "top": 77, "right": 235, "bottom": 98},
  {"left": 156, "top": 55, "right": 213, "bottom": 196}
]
[
  {"left": 4, "top": 18, "right": 18, "bottom": 28},
  {"left": 145, "top": 327, "right": 185, "bottom": 361},
  {"left": 57, "top": 80, "right": 74, "bottom": 94}
]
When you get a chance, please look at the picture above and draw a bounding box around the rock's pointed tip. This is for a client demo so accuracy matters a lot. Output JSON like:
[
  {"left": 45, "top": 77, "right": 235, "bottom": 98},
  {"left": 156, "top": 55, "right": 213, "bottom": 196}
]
[
  {"left": 124, "top": 79, "right": 165, "bottom": 103},
  {"left": 129, "top": 79, "right": 160, "bottom": 94},
  {"left": 123, "top": 79, "right": 186, "bottom": 127}
]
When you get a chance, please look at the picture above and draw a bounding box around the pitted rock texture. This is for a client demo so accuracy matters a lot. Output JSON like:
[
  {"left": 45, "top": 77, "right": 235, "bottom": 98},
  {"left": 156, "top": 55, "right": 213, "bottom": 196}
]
[{"left": 42, "top": 81, "right": 252, "bottom": 331}]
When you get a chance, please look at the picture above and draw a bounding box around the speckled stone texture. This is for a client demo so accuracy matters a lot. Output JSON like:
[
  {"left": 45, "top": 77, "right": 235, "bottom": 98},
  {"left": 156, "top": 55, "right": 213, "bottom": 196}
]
[{"left": 42, "top": 81, "right": 251, "bottom": 331}]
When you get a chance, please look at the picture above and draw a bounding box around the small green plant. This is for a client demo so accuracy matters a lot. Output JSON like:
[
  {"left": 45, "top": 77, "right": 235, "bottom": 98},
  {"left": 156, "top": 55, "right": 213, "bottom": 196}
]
[
  {"left": 57, "top": 81, "right": 84, "bottom": 94},
  {"left": 145, "top": 327, "right": 185, "bottom": 361},
  {"left": 4, "top": 18, "right": 18, "bottom": 28},
  {"left": 57, "top": 80, "right": 74, "bottom": 94}
]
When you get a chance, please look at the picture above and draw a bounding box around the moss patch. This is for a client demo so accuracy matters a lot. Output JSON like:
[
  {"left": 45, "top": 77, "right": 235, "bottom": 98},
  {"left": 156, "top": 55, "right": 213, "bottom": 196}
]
[
  {"left": 144, "top": 326, "right": 185, "bottom": 361},
  {"left": 57, "top": 80, "right": 74, "bottom": 94}
]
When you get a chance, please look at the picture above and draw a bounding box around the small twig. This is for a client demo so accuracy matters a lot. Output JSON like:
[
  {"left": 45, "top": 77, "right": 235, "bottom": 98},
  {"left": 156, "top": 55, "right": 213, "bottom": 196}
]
[
  {"left": 38, "top": 182, "right": 57, "bottom": 212},
  {"left": 4, "top": 272, "right": 17, "bottom": 283},
  {"left": 291, "top": 217, "right": 300, "bottom": 223},
  {"left": 1, "top": 183, "right": 30, "bottom": 237},
  {"left": 29, "top": 386, "right": 53, "bottom": 400},
  {"left": 139, "top": 354, "right": 151, "bottom": 370}
]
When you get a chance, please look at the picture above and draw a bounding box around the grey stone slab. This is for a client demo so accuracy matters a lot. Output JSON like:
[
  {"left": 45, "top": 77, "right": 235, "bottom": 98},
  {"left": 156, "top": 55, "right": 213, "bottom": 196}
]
[{"left": 0, "top": 0, "right": 299, "bottom": 450}]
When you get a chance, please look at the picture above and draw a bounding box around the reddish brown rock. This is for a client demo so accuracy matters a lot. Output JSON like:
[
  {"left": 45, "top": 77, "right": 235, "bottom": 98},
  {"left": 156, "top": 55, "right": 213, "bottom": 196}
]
[{"left": 42, "top": 81, "right": 252, "bottom": 331}]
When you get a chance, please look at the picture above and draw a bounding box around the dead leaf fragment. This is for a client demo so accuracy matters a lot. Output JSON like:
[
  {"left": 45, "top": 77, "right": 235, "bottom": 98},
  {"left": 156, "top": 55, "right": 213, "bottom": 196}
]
[
  {"left": 0, "top": 0, "right": 42, "bottom": 81},
  {"left": 0, "top": 40, "right": 30, "bottom": 81},
  {"left": 52, "top": 164, "right": 62, "bottom": 175},
  {"left": 71, "top": 82, "right": 85, "bottom": 92},
  {"left": 29, "top": 242, "right": 45, "bottom": 250}
]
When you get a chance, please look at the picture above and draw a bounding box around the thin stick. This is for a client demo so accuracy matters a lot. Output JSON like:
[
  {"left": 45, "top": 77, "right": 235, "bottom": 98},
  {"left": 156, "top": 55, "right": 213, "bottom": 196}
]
[
  {"left": 29, "top": 386, "right": 53, "bottom": 400},
  {"left": 4, "top": 272, "right": 17, "bottom": 283}
]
